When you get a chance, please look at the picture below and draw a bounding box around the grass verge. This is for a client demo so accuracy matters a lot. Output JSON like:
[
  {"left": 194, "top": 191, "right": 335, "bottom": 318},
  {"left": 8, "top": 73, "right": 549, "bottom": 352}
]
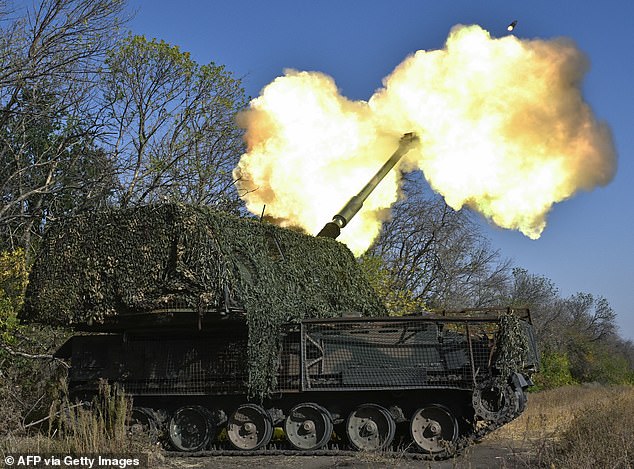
[{"left": 488, "top": 384, "right": 634, "bottom": 468}]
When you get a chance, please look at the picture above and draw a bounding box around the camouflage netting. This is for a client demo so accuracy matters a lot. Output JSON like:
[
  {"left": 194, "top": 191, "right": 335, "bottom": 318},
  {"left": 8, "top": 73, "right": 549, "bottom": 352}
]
[
  {"left": 22, "top": 204, "right": 386, "bottom": 397},
  {"left": 493, "top": 313, "right": 530, "bottom": 384}
]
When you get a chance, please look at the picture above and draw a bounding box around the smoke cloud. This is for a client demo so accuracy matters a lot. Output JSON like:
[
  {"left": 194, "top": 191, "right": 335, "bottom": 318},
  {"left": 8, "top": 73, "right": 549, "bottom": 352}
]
[{"left": 234, "top": 25, "right": 616, "bottom": 255}]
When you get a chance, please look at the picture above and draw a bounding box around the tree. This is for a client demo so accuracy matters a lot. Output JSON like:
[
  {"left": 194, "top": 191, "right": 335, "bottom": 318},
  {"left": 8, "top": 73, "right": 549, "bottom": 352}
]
[
  {"left": 506, "top": 268, "right": 632, "bottom": 385},
  {"left": 560, "top": 293, "right": 620, "bottom": 382},
  {"left": 367, "top": 173, "right": 511, "bottom": 310},
  {"left": 102, "top": 35, "right": 248, "bottom": 211},
  {"left": 506, "top": 268, "right": 566, "bottom": 348},
  {"left": 0, "top": 88, "right": 117, "bottom": 252},
  {"left": 0, "top": 0, "right": 125, "bottom": 254},
  {"left": 564, "top": 293, "right": 616, "bottom": 343}
]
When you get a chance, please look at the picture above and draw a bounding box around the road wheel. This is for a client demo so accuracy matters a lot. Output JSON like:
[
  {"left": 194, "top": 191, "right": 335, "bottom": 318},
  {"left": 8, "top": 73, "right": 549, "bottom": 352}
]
[
  {"left": 410, "top": 404, "right": 458, "bottom": 455},
  {"left": 227, "top": 404, "right": 273, "bottom": 450},
  {"left": 346, "top": 404, "right": 395, "bottom": 451},
  {"left": 284, "top": 402, "right": 332, "bottom": 450},
  {"left": 168, "top": 405, "right": 214, "bottom": 452}
]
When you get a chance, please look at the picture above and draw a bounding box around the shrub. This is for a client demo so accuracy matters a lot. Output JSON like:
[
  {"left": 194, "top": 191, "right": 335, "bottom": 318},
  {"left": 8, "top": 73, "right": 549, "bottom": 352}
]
[
  {"left": 568, "top": 340, "right": 634, "bottom": 385},
  {"left": 532, "top": 350, "right": 577, "bottom": 390}
]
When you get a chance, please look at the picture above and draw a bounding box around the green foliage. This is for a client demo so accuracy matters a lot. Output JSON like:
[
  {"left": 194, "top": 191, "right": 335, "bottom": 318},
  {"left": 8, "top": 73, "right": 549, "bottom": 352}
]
[
  {"left": 508, "top": 267, "right": 634, "bottom": 389},
  {"left": 568, "top": 341, "right": 634, "bottom": 385},
  {"left": 589, "top": 352, "right": 634, "bottom": 385},
  {"left": 104, "top": 35, "right": 247, "bottom": 209},
  {"left": 106, "top": 34, "right": 196, "bottom": 88},
  {"left": 532, "top": 350, "right": 577, "bottom": 390},
  {"left": 0, "top": 85, "right": 115, "bottom": 253},
  {"left": 358, "top": 254, "right": 426, "bottom": 315},
  {"left": 0, "top": 249, "right": 28, "bottom": 341}
]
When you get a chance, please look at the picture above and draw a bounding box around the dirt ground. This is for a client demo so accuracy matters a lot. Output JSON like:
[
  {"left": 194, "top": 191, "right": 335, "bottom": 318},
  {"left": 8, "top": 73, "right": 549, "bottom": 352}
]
[{"left": 157, "top": 438, "right": 533, "bottom": 469}]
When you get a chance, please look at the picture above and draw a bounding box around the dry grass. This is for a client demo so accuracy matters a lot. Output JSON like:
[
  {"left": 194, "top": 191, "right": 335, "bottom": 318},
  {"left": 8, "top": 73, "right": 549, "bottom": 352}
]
[
  {"left": 486, "top": 384, "right": 634, "bottom": 468},
  {"left": 0, "top": 381, "right": 161, "bottom": 464}
]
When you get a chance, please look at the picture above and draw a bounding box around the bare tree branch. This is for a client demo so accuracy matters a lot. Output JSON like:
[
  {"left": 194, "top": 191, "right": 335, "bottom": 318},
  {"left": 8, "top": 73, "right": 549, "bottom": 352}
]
[{"left": 0, "top": 341, "right": 70, "bottom": 368}]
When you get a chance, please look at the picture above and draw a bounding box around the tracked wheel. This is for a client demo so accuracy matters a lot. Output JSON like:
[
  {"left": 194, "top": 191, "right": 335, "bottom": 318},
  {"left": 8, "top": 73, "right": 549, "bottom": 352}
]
[
  {"left": 284, "top": 403, "right": 332, "bottom": 450},
  {"left": 410, "top": 404, "right": 458, "bottom": 455},
  {"left": 128, "top": 407, "right": 160, "bottom": 443},
  {"left": 227, "top": 404, "right": 273, "bottom": 450},
  {"left": 346, "top": 404, "right": 396, "bottom": 451},
  {"left": 168, "top": 405, "right": 214, "bottom": 452},
  {"left": 472, "top": 382, "right": 518, "bottom": 421}
]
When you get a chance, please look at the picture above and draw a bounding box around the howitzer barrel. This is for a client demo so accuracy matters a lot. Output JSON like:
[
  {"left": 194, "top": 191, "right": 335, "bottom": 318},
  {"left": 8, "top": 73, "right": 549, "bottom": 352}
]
[{"left": 317, "top": 132, "right": 419, "bottom": 239}]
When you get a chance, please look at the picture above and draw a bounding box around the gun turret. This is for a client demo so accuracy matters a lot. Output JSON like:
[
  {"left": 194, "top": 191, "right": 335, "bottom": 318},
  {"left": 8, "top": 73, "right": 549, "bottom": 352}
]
[{"left": 317, "top": 132, "right": 419, "bottom": 239}]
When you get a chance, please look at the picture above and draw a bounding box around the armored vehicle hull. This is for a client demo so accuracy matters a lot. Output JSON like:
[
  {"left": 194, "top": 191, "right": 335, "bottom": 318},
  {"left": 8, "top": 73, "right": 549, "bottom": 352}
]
[{"left": 55, "top": 309, "right": 538, "bottom": 456}]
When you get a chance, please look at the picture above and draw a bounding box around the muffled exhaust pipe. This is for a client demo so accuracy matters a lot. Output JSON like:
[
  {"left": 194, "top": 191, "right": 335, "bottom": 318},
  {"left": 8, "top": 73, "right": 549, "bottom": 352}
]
[{"left": 317, "top": 132, "right": 419, "bottom": 239}]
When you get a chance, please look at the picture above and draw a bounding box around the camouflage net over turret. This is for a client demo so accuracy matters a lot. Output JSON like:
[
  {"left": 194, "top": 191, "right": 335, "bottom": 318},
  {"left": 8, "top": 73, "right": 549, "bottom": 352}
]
[{"left": 22, "top": 204, "right": 386, "bottom": 397}]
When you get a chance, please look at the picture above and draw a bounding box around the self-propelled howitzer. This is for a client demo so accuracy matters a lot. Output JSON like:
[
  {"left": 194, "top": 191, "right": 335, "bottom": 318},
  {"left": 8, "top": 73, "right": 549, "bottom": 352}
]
[{"left": 26, "top": 132, "right": 539, "bottom": 459}]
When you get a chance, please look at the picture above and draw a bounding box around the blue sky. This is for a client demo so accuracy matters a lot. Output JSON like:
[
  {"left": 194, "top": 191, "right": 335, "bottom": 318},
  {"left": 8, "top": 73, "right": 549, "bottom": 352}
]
[{"left": 126, "top": 0, "right": 634, "bottom": 340}]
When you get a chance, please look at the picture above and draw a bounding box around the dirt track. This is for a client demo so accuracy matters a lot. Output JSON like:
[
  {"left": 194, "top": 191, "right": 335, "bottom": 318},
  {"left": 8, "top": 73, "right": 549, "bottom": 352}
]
[{"left": 157, "top": 439, "right": 532, "bottom": 469}]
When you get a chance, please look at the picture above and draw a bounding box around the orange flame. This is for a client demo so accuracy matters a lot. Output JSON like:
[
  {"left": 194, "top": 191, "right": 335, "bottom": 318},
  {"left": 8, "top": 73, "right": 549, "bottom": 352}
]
[{"left": 234, "top": 25, "right": 616, "bottom": 255}]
